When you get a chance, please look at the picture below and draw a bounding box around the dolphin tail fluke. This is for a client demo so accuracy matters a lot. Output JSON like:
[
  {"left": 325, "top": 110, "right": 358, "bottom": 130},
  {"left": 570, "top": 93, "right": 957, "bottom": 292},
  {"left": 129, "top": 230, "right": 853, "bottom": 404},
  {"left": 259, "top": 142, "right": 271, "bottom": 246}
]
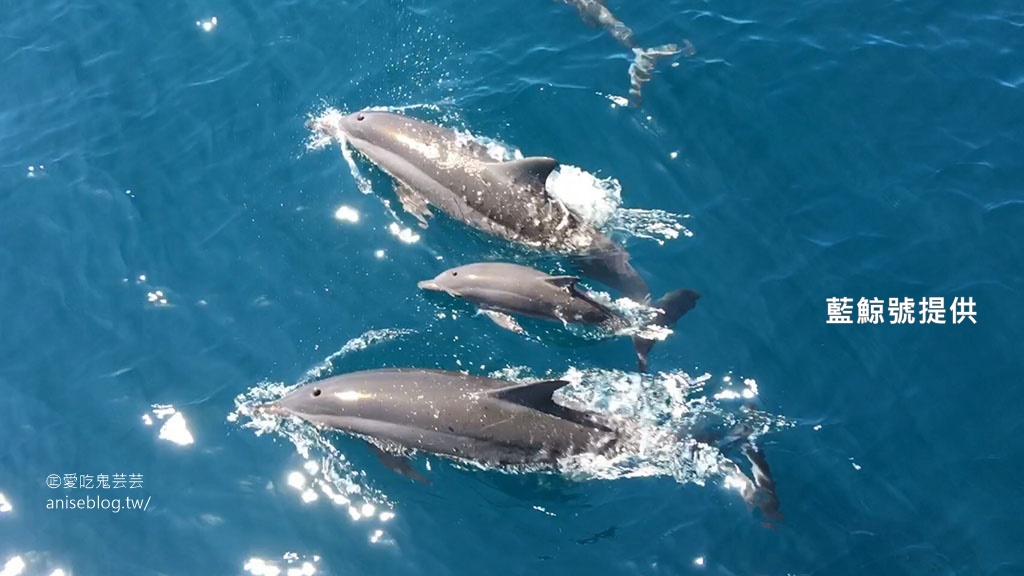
[
  {"left": 632, "top": 288, "right": 700, "bottom": 372},
  {"left": 628, "top": 40, "right": 695, "bottom": 105},
  {"left": 654, "top": 288, "right": 701, "bottom": 326}
]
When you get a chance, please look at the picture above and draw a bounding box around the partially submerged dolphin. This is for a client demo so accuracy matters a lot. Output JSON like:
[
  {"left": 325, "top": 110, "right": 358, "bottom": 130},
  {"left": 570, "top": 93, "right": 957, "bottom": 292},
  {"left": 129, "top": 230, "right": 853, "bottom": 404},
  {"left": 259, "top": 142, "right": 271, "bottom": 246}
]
[
  {"left": 418, "top": 262, "right": 700, "bottom": 372},
  {"left": 308, "top": 110, "right": 651, "bottom": 301},
  {"left": 261, "top": 368, "right": 620, "bottom": 472},
  {"left": 556, "top": 0, "right": 695, "bottom": 105},
  {"left": 695, "top": 422, "right": 782, "bottom": 523}
]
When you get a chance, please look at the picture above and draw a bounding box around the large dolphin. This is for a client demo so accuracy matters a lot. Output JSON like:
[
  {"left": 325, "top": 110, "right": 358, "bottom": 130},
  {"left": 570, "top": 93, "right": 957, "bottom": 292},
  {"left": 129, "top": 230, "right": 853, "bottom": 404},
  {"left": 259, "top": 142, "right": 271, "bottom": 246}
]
[
  {"left": 556, "top": 0, "right": 695, "bottom": 105},
  {"left": 261, "top": 368, "right": 620, "bottom": 471},
  {"left": 310, "top": 110, "right": 651, "bottom": 301},
  {"left": 260, "top": 367, "right": 781, "bottom": 519},
  {"left": 417, "top": 262, "right": 700, "bottom": 372}
]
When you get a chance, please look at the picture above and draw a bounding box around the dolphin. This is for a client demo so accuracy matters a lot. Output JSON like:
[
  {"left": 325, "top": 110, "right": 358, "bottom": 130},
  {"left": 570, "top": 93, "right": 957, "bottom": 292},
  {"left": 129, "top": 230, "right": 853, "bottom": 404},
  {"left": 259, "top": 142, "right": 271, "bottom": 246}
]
[
  {"left": 260, "top": 367, "right": 782, "bottom": 519},
  {"left": 310, "top": 110, "right": 651, "bottom": 301},
  {"left": 418, "top": 262, "right": 700, "bottom": 372},
  {"left": 260, "top": 368, "right": 620, "bottom": 477},
  {"left": 556, "top": 0, "right": 695, "bottom": 105},
  {"left": 692, "top": 420, "right": 782, "bottom": 523}
]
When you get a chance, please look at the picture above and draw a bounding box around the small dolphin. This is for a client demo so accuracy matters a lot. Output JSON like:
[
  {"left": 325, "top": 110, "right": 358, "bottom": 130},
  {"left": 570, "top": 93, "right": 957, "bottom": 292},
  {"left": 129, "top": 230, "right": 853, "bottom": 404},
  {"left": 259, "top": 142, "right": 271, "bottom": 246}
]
[
  {"left": 312, "top": 110, "right": 651, "bottom": 301},
  {"left": 261, "top": 368, "right": 620, "bottom": 479},
  {"left": 556, "top": 0, "right": 695, "bottom": 105},
  {"left": 418, "top": 262, "right": 700, "bottom": 372}
]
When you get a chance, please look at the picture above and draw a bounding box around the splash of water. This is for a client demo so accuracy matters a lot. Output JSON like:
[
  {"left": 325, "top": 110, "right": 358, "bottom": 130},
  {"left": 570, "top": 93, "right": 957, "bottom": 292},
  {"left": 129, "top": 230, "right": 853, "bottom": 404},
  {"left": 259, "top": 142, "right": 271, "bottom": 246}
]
[
  {"left": 300, "top": 328, "right": 416, "bottom": 383},
  {"left": 575, "top": 288, "right": 673, "bottom": 340},
  {"left": 441, "top": 130, "right": 691, "bottom": 244},
  {"left": 491, "top": 366, "right": 792, "bottom": 503},
  {"left": 546, "top": 166, "right": 692, "bottom": 243},
  {"left": 305, "top": 108, "right": 376, "bottom": 196}
]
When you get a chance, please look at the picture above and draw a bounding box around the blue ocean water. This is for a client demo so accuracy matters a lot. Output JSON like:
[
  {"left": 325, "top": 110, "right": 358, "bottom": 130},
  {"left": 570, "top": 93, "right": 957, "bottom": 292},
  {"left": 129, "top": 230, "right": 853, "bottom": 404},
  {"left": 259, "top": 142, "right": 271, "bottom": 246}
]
[{"left": 2, "top": 0, "right": 1022, "bottom": 574}]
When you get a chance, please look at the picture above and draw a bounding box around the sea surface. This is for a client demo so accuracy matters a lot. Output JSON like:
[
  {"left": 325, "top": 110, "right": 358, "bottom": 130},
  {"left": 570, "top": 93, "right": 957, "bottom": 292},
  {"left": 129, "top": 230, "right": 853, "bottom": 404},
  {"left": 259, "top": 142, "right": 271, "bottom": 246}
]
[{"left": 2, "top": 0, "right": 1022, "bottom": 574}]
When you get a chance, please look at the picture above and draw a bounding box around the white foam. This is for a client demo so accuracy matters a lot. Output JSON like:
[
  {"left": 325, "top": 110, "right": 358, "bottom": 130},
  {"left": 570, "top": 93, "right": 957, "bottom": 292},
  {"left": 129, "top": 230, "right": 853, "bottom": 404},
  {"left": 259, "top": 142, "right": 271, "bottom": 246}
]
[
  {"left": 159, "top": 412, "right": 194, "bottom": 446},
  {"left": 0, "top": 557, "right": 25, "bottom": 576},
  {"left": 287, "top": 472, "right": 306, "bottom": 490},
  {"left": 486, "top": 366, "right": 793, "bottom": 493},
  {"left": 387, "top": 222, "right": 420, "bottom": 244},
  {"left": 243, "top": 558, "right": 281, "bottom": 576},
  {"left": 546, "top": 165, "right": 621, "bottom": 228},
  {"left": 334, "top": 205, "right": 359, "bottom": 223}
]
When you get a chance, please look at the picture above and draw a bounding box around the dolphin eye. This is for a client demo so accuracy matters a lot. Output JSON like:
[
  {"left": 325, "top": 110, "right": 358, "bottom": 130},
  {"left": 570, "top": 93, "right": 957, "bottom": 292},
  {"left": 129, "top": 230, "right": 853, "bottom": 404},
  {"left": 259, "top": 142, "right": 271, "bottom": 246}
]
[
  {"left": 452, "top": 271, "right": 458, "bottom": 276},
  {"left": 312, "top": 388, "right": 322, "bottom": 397},
  {"left": 356, "top": 114, "right": 365, "bottom": 121}
]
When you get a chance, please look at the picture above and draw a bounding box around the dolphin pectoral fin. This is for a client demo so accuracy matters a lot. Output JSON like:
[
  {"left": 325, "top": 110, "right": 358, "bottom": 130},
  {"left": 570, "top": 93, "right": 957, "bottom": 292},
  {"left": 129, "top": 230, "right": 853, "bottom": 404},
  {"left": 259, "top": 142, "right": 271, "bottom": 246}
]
[
  {"left": 369, "top": 443, "right": 431, "bottom": 485},
  {"left": 480, "top": 309, "right": 526, "bottom": 334},
  {"left": 487, "top": 157, "right": 559, "bottom": 185},
  {"left": 393, "top": 182, "right": 432, "bottom": 228}
]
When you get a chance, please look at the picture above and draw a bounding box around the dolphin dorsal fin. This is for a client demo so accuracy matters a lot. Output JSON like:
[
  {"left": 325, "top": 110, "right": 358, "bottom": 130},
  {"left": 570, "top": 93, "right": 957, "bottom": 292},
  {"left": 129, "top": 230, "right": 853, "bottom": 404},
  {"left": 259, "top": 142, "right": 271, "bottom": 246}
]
[
  {"left": 543, "top": 275, "right": 579, "bottom": 289},
  {"left": 489, "top": 157, "right": 559, "bottom": 185},
  {"left": 488, "top": 379, "right": 570, "bottom": 409}
]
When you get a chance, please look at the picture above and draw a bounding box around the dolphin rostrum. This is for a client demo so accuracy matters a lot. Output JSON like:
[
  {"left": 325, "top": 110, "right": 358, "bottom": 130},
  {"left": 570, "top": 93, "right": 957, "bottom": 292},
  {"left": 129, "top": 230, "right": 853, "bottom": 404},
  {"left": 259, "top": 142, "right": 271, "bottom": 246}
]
[
  {"left": 418, "top": 262, "right": 700, "bottom": 372},
  {"left": 310, "top": 110, "right": 651, "bottom": 301},
  {"left": 261, "top": 368, "right": 620, "bottom": 475},
  {"left": 556, "top": 0, "right": 695, "bottom": 105}
]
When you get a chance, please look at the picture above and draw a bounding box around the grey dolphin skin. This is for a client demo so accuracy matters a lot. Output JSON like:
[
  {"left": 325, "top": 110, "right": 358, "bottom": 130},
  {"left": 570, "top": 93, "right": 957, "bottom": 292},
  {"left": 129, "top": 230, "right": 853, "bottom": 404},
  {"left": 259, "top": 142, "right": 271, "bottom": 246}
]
[
  {"left": 418, "top": 262, "right": 700, "bottom": 372},
  {"left": 313, "top": 110, "right": 650, "bottom": 301},
  {"left": 261, "top": 368, "right": 619, "bottom": 472},
  {"left": 556, "top": 0, "right": 695, "bottom": 105}
]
